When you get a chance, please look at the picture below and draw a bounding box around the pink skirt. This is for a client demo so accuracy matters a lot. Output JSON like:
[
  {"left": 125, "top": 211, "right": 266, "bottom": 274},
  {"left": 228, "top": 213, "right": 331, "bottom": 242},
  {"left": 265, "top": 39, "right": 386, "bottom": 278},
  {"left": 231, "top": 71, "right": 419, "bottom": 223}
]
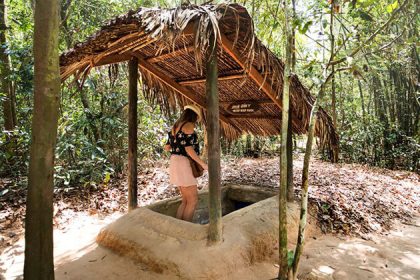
[{"left": 169, "top": 154, "right": 198, "bottom": 186}]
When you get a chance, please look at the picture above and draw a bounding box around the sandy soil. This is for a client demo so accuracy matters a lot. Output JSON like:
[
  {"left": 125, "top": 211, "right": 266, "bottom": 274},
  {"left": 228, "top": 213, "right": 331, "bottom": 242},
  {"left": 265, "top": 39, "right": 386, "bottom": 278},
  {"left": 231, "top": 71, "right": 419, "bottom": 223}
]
[
  {"left": 296, "top": 218, "right": 420, "bottom": 280},
  {"left": 1, "top": 210, "right": 419, "bottom": 280},
  {"left": 1, "top": 156, "right": 418, "bottom": 279}
]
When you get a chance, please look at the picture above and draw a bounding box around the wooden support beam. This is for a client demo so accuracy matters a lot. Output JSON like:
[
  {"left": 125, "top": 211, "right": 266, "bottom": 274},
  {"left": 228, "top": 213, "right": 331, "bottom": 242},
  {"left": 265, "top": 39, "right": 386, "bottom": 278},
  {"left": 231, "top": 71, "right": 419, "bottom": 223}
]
[
  {"left": 220, "top": 33, "right": 303, "bottom": 132},
  {"left": 94, "top": 53, "right": 132, "bottom": 67},
  {"left": 130, "top": 53, "right": 241, "bottom": 132},
  {"left": 227, "top": 114, "right": 279, "bottom": 119},
  {"left": 178, "top": 73, "right": 246, "bottom": 85},
  {"left": 128, "top": 57, "right": 138, "bottom": 211},
  {"left": 146, "top": 45, "right": 195, "bottom": 63},
  {"left": 61, "top": 53, "right": 132, "bottom": 81},
  {"left": 206, "top": 35, "right": 222, "bottom": 245},
  {"left": 220, "top": 33, "right": 280, "bottom": 106},
  {"left": 220, "top": 33, "right": 283, "bottom": 111}
]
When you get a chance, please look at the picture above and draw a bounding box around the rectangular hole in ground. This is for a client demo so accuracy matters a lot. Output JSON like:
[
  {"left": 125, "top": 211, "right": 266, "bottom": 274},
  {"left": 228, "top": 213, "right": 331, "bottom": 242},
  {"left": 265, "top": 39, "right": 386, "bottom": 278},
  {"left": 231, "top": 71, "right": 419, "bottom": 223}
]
[{"left": 147, "top": 186, "right": 276, "bottom": 225}]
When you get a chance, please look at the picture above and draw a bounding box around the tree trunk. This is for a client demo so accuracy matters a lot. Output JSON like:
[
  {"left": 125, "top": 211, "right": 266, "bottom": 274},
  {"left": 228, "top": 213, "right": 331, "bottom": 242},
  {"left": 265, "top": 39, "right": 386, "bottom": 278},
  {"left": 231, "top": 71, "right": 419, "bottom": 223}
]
[
  {"left": 254, "top": 135, "right": 261, "bottom": 158},
  {"left": 77, "top": 84, "right": 101, "bottom": 143},
  {"left": 330, "top": 1, "right": 337, "bottom": 128},
  {"left": 291, "top": 95, "right": 319, "bottom": 280},
  {"left": 286, "top": 0, "right": 296, "bottom": 202},
  {"left": 245, "top": 134, "right": 251, "bottom": 156},
  {"left": 338, "top": 71, "right": 345, "bottom": 128},
  {"left": 60, "top": 0, "right": 73, "bottom": 49},
  {"left": 286, "top": 111, "right": 293, "bottom": 201},
  {"left": 128, "top": 58, "right": 138, "bottom": 211},
  {"left": 279, "top": 0, "right": 291, "bottom": 278},
  {"left": 202, "top": 125, "right": 208, "bottom": 161},
  {"left": 206, "top": 33, "right": 222, "bottom": 245},
  {"left": 0, "top": 0, "right": 15, "bottom": 131},
  {"left": 357, "top": 80, "right": 366, "bottom": 122},
  {"left": 23, "top": 0, "right": 60, "bottom": 278},
  {"left": 291, "top": 68, "right": 333, "bottom": 279},
  {"left": 60, "top": 0, "right": 101, "bottom": 144}
]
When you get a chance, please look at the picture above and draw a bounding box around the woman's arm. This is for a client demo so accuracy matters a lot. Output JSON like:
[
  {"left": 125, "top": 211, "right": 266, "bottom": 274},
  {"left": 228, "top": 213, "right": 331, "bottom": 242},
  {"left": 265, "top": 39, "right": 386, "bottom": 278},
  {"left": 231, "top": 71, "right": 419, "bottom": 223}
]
[
  {"left": 182, "top": 122, "right": 208, "bottom": 170},
  {"left": 185, "top": 146, "right": 208, "bottom": 170},
  {"left": 164, "top": 131, "right": 171, "bottom": 152}
]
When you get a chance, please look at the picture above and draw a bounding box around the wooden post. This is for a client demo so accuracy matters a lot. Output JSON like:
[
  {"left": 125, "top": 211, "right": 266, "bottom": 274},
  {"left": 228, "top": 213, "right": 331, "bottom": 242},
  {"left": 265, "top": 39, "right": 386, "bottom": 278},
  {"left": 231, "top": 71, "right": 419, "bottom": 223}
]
[
  {"left": 206, "top": 33, "right": 222, "bottom": 245},
  {"left": 24, "top": 0, "right": 60, "bottom": 278},
  {"left": 128, "top": 57, "right": 138, "bottom": 211}
]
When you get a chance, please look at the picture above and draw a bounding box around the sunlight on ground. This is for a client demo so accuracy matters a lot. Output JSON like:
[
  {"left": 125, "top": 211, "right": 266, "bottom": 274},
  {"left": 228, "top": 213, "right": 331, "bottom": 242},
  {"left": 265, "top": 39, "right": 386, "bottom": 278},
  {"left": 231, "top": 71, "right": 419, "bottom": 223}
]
[
  {"left": 318, "top": 265, "right": 335, "bottom": 274},
  {"left": 298, "top": 218, "right": 420, "bottom": 280},
  {"left": 0, "top": 212, "right": 122, "bottom": 279},
  {"left": 1, "top": 211, "right": 419, "bottom": 280}
]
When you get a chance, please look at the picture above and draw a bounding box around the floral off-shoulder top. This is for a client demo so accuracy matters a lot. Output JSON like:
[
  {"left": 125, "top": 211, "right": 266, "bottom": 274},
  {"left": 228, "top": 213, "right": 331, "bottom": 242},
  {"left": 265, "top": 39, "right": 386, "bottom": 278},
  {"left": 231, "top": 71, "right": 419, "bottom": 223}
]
[{"left": 166, "top": 123, "right": 200, "bottom": 157}]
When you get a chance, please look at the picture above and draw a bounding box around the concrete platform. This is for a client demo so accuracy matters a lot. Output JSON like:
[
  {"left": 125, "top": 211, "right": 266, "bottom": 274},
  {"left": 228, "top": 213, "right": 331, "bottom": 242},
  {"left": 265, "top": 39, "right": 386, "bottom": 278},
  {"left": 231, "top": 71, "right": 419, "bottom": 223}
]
[{"left": 96, "top": 185, "right": 317, "bottom": 279}]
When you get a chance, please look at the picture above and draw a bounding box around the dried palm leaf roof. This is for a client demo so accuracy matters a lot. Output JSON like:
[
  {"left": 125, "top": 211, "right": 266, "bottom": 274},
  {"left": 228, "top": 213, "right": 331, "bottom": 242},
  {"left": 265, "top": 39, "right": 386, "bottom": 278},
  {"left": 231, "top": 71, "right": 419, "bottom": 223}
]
[{"left": 60, "top": 3, "right": 339, "bottom": 161}]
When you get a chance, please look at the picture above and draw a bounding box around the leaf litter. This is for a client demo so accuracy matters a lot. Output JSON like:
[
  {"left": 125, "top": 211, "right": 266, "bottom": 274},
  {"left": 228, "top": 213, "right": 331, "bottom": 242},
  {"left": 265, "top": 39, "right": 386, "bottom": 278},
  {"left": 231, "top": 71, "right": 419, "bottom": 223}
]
[{"left": 1, "top": 155, "right": 419, "bottom": 253}]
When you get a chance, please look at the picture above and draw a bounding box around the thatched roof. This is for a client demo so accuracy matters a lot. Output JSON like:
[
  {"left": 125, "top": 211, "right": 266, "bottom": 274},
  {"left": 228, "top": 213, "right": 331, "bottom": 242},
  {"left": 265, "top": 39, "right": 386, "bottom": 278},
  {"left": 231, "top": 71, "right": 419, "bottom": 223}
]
[{"left": 59, "top": 3, "right": 339, "bottom": 161}]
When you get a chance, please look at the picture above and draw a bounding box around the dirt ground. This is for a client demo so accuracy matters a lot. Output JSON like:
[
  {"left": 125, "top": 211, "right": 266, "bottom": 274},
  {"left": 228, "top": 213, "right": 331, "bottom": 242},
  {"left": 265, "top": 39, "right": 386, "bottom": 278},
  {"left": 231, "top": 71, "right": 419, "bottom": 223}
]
[
  {"left": 297, "top": 218, "right": 420, "bottom": 280},
  {"left": 1, "top": 156, "right": 419, "bottom": 279},
  {"left": 1, "top": 212, "right": 419, "bottom": 280}
]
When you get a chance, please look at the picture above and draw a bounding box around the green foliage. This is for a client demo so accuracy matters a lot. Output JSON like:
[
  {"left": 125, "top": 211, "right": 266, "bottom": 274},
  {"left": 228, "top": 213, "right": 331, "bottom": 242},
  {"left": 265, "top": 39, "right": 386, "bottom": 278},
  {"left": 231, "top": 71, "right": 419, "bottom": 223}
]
[
  {"left": 287, "top": 250, "right": 295, "bottom": 267},
  {"left": 340, "top": 118, "right": 420, "bottom": 171},
  {"left": 1, "top": 0, "right": 418, "bottom": 185},
  {"left": 0, "top": 128, "right": 31, "bottom": 177},
  {"left": 223, "top": 135, "right": 280, "bottom": 158}
]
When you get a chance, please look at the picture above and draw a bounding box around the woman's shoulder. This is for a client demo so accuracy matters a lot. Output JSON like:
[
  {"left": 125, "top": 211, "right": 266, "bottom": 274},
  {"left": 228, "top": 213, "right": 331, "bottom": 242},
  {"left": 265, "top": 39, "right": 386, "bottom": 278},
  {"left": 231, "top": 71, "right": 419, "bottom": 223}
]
[{"left": 181, "top": 122, "right": 195, "bottom": 134}]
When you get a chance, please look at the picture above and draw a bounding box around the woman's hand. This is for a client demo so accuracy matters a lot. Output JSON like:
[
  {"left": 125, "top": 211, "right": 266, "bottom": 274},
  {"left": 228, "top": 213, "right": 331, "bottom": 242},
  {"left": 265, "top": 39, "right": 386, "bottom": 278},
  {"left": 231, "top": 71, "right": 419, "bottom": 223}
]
[{"left": 186, "top": 146, "right": 208, "bottom": 170}]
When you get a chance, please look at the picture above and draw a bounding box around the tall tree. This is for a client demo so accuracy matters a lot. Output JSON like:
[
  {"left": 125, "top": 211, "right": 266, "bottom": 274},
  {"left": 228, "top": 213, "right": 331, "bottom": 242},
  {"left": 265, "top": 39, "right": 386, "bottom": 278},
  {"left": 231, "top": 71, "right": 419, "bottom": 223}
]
[
  {"left": 290, "top": 1, "right": 412, "bottom": 277},
  {"left": 279, "top": 0, "right": 292, "bottom": 277},
  {"left": 286, "top": 0, "right": 297, "bottom": 201},
  {"left": 0, "top": 0, "right": 16, "bottom": 131},
  {"left": 24, "top": 0, "right": 60, "bottom": 278},
  {"left": 329, "top": 0, "right": 337, "bottom": 128}
]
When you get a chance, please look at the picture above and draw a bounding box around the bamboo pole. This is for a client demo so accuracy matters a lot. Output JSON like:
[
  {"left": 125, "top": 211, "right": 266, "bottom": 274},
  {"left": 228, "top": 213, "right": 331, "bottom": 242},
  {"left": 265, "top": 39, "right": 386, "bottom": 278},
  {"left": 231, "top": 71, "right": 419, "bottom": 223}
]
[
  {"left": 128, "top": 57, "right": 138, "bottom": 211},
  {"left": 206, "top": 33, "right": 222, "bottom": 245}
]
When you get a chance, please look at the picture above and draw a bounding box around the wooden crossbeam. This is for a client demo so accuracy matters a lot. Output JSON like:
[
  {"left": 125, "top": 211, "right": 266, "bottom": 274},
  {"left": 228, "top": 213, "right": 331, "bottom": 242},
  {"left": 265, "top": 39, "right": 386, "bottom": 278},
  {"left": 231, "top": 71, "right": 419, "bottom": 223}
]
[
  {"left": 220, "top": 33, "right": 282, "bottom": 110},
  {"left": 220, "top": 33, "right": 304, "bottom": 131},
  {"left": 178, "top": 73, "right": 246, "bottom": 85},
  {"left": 146, "top": 45, "right": 196, "bottom": 64},
  {"left": 61, "top": 53, "right": 132, "bottom": 80},
  {"left": 94, "top": 53, "right": 132, "bottom": 67},
  {"left": 130, "top": 53, "right": 241, "bottom": 132}
]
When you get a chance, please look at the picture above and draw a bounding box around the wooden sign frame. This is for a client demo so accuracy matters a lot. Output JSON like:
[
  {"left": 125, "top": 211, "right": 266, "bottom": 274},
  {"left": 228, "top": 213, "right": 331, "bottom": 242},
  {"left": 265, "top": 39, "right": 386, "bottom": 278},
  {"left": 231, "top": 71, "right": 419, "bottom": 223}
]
[{"left": 227, "top": 101, "right": 260, "bottom": 115}]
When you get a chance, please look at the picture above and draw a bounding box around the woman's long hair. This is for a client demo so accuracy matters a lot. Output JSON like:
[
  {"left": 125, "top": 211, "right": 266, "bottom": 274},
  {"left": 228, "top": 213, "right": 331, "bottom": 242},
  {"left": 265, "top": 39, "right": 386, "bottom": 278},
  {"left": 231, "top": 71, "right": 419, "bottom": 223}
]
[{"left": 171, "top": 109, "right": 198, "bottom": 135}]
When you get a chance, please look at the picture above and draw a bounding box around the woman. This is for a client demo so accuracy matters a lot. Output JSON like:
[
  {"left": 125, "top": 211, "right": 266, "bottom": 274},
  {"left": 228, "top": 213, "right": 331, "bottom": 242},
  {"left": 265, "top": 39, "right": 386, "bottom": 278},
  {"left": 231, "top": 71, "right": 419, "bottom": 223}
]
[{"left": 164, "top": 104, "right": 208, "bottom": 222}]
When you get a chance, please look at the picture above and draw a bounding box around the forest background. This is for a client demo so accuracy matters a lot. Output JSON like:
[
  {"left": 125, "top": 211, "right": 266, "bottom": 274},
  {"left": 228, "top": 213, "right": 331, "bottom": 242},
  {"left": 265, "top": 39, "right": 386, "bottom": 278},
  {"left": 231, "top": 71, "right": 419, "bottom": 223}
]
[{"left": 1, "top": 0, "right": 418, "bottom": 191}]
